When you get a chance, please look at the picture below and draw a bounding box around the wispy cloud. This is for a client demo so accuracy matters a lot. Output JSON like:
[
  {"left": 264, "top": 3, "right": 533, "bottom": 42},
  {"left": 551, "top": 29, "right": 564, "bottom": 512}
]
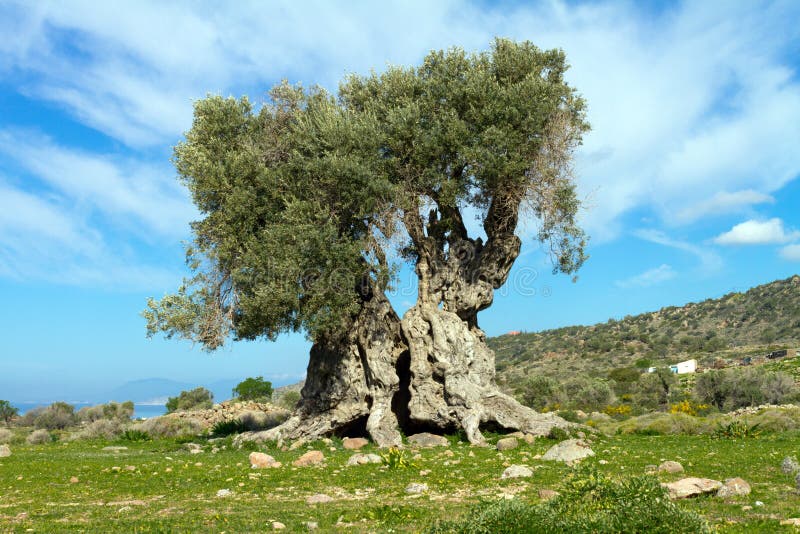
[
  {"left": 675, "top": 190, "right": 775, "bottom": 223},
  {"left": 780, "top": 244, "right": 800, "bottom": 261},
  {"left": 635, "top": 229, "right": 723, "bottom": 272},
  {"left": 616, "top": 264, "right": 677, "bottom": 289},
  {"left": 713, "top": 218, "right": 799, "bottom": 245}
]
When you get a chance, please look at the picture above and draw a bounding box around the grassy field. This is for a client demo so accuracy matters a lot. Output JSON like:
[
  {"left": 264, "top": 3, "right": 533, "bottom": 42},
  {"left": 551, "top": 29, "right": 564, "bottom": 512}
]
[{"left": 2, "top": 427, "right": 800, "bottom": 532}]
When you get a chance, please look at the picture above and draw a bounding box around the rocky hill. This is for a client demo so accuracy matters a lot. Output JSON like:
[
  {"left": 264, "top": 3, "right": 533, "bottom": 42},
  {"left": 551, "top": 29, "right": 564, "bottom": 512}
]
[{"left": 490, "top": 275, "right": 800, "bottom": 392}]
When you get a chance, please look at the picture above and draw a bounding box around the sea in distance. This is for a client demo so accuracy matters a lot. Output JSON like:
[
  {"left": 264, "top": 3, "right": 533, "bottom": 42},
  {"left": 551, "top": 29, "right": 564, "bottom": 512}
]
[{"left": 12, "top": 402, "right": 167, "bottom": 419}]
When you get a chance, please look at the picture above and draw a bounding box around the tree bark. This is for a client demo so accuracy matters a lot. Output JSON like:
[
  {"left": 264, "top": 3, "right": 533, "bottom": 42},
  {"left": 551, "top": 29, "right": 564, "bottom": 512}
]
[{"left": 240, "top": 281, "right": 407, "bottom": 447}]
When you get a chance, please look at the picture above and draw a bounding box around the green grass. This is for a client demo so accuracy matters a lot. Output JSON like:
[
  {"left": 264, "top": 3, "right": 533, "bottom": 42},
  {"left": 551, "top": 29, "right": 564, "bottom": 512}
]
[{"left": 1, "top": 429, "right": 800, "bottom": 532}]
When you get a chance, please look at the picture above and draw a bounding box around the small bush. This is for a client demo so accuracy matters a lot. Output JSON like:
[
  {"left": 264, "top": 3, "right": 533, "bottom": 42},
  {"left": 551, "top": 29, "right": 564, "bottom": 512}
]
[
  {"left": 381, "top": 447, "right": 414, "bottom": 469},
  {"left": 34, "top": 402, "right": 76, "bottom": 430},
  {"left": 232, "top": 377, "right": 273, "bottom": 402},
  {"left": 519, "top": 375, "right": 565, "bottom": 411},
  {"left": 238, "top": 409, "right": 289, "bottom": 431},
  {"left": 427, "top": 468, "right": 708, "bottom": 533},
  {"left": 166, "top": 388, "right": 213, "bottom": 413},
  {"left": 18, "top": 406, "right": 45, "bottom": 427},
  {"left": 72, "top": 419, "right": 124, "bottom": 440},
  {"left": 712, "top": 419, "right": 761, "bottom": 439},
  {"left": 77, "top": 401, "right": 134, "bottom": 422},
  {"left": 0, "top": 428, "right": 13, "bottom": 443},
  {"left": 133, "top": 416, "right": 203, "bottom": 438},
  {"left": 547, "top": 427, "right": 570, "bottom": 441},
  {"left": 278, "top": 390, "right": 301, "bottom": 410},
  {"left": 212, "top": 419, "right": 248, "bottom": 437},
  {"left": 120, "top": 429, "right": 151, "bottom": 442},
  {"left": 27, "top": 429, "right": 52, "bottom": 445}
]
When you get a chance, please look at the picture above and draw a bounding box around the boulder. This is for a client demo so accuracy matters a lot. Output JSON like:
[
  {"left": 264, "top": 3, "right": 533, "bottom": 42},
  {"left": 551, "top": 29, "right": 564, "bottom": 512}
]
[
  {"left": 662, "top": 477, "right": 722, "bottom": 499},
  {"left": 782, "top": 456, "right": 800, "bottom": 474},
  {"left": 346, "top": 453, "right": 382, "bottom": 466},
  {"left": 407, "top": 433, "right": 449, "bottom": 448},
  {"left": 658, "top": 461, "right": 684, "bottom": 474},
  {"left": 405, "top": 482, "right": 428, "bottom": 494},
  {"left": 306, "top": 493, "right": 333, "bottom": 504},
  {"left": 249, "top": 452, "right": 281, "bottom": 469},
  {"left": 293, "top": 450, "right": 324, "bottom": 467},
  {"left": 496, "top": 437, "right": 518, "bottom": 451},
  {"left": 342, "top": 437, "right": 369, "bottom": 450},
  {"left": 501, "top": 465, "right": 533, "bottom": 479},
  {"left": 541, "top": 439, "right": 594, "bottom": 463},
  {"left": 0, "top": 445, "right": 10, "bottom": 458},
  {"left": 717, "top": 477, "right": 751, "bottom": 498}
]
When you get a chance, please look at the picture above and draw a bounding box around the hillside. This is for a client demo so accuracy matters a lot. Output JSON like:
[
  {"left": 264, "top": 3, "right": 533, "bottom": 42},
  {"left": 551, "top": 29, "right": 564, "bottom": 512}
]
[{"left": 490, "top": 275, "right": 800, "bottom": 392}]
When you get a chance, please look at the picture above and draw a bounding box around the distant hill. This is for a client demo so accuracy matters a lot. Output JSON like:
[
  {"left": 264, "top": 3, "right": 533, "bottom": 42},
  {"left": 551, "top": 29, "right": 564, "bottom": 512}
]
[
  {"left": 489, "top": 275, "right": 800, "bottom": 393},
  {"left": 105, "top": 376, "right": 303, "bottom": 405}
]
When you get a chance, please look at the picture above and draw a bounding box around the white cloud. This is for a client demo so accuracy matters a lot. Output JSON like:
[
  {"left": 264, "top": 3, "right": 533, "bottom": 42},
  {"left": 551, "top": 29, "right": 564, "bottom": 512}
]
[
  {"left": 780, "top": 244, "right": 800, "bottom": 261},
  {"left": 616, "top": 264, "right": 676, "bottom": 288},
  {"left": 713, "top": 218, "right": 800, "bottom": 245},
  {"left": 0, "top": 129, "right": 195, "bottom": 239},
  {"left": 675, "top": 190, "right": 775, "bottom": 223},
  {"left": 635, "top": 229, "right": 723, "bottom": 272}
]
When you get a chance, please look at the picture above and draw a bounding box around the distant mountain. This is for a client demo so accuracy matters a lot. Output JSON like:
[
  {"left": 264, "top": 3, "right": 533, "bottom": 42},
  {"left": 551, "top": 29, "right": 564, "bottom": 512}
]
[
  {"left": 489, "top": 274, "right": 800, "bottom": 393},
  {"left": 105, "top": 378, "right": 196, "bottom": 404}
]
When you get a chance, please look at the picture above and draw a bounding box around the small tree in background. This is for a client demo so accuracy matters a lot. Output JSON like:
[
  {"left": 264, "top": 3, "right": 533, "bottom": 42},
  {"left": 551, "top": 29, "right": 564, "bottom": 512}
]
[
  {"left": 165, "top": 387, "right": 213, "bottom": 413},
  {"left": 34, "top": 402, "right": 76, "bottom": 430},
  {"left": 232, "top": 377, "right": 273, "bottom": 402},
  {"left": 0, "top": 400, "right": 18, "bottom": 426}
]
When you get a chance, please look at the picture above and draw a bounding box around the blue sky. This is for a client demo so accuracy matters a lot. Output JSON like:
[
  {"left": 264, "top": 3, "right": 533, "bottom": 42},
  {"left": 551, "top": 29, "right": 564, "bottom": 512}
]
[{"left": 1, "top": 1, "right": 799, "bottom": 403}]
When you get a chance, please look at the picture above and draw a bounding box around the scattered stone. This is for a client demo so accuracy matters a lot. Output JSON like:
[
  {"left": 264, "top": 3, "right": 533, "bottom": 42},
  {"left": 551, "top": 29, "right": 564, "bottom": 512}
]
[
  {"left": 306, "top": 493, "right": 333, "bottom": 504},
  {"left": 0, "top": 445, "right": 11, "bottom": 457},
  {"left": 496, "top": 437, "right": 518, "bottom": 451},
  {"left": 742, "top": 505, "right": 752, "bottom": 511},
  {"left": 443, "top": 449, "right": 455, "bottom": 457},
  {"left": 575, "top": 410, "right": 587, "bottom": 419},
  {"left": 407, "top": 433, "right": 449, "bottom": 448},
  {"left": 501, "top": 465, "right": 533, "bottom": 479},
  {"left": 190, "top": 449, "right": 203, "bottom": 455},
  {"left": 102, "top": 446, "right": 128, "bottom": 452},
  {"left": 598, "top": 459, "right": 608, "bottom": 465},
  {"left": 250, "top": 452, "right": 281, "bottom": 469},
  {"left": 782, "top": 456, "right": 800, "bottom": 474},
  {"left": 420, "top": 469, "right": 431, "bottom": 476},
  {"left": 538, "top": 489, "right": 559, "bottom": 501},
  {"left": 658, "top": 461, "right": 684, "bottom": 474},
  {"left": 289, "top": 438, "right": 307, "bottom": 451},
  {"left": 304, "top": 521, "right": 318, "bottom": 530},
  {"left": 796, "top": 472, "right": 800, "bottom": 492},
  {"left": 69, "top": 476, "right": 79, "bottom": 484},
  {"left": 216, "top": 489, "right": 232, "bottom": 497},
  {"left": 663, "top": 478, "right": 722, "bottom": 499},
  {"left": 322, "top": 438, "right": 333, "bottom": 445},
  {"left": 293, "top": 450, "right": 324, "bottom": 467},
  {"left": 541, "top": 439, "right": 595, "bottom": 463},
  {"left": 346, "top": 453, "right": 382, "bottom": 466},
  {"left": 185, "top": 443, "right": 202, "bottom": 452},
  {"left": 576, "top": 431, "right": 586, "bottom": 439},
  {"left": 342, "top": 437, "right": 369, "bottom": 450},
  {"left": 755, "top": 501, "right": 764, "bottom": 507},
  {"left": 781, "top": 518, "right": 800, "bottom": 526},
  {"left": 272, "top": 521, "right": 286, "bottom": 530},
  {"left": 405, "top": 482, "right": 428, "bottom": 494},
  {"left": 717, "top": 478, "right": 751, "bottom": 498},
  {"left": 522, "top": 434, "right": 536, "bottom": 445},
  {"left": 125, "top": 465, "right": 136, "bottom": 471}
]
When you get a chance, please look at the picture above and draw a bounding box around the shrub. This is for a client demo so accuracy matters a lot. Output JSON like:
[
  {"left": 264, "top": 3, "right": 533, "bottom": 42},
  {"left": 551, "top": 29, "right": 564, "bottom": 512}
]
[
  {"left": 519, "top": 375, "right": 564, "bottom": 411},
  {"left": 0, "top": 428, "right": 13, "bottom": 443},
  {"left": 27, "top": 429, "right": 52, "bottom": 444},
  {"left": 669, "top": 400, "right": 710, "bottom": 416},
  {"left": 0, "top": 400, "right": 19, "bottom": 425},
  {"left": 278, "top": 390, "right": 301, "bottom": 410},
  {"left": 238, "top": 409, "right": 289, "bottom": 431},
  {"left": 634, "top": 369, "right": 677, "bottom": 410},
  {"left": 212, "top": 419, "right": 249, "bottom": 437},
  {"left": 381, "top": 447, "right": 414, "bottom": 469},
  {"left": 120, "top": 429, "right": 151, "bottom": 442},
  {"left": 34, "top": 402, "right": 76, "bottom": 430},
  {"left": 165, "top": 388, "right": 213, "bottom": 413},
  {"left": 232, "top": 377, "right": 273, "bottom": 402},
  {"left": 77, "top": 401, "right": 135, "bottom": 422},
  {"left": 72, "top": 419, "right": 124, "bottom": 440},
  {"left": 563, "top": 377, "right": 615, "bottom": 410},
  {"left": 18, "top": 406, "right": 45, "bottom": 427},
  {"left": 712, "top": 419, "right": 761, "bottom": 439},
  {"left": 427, "top": 468, "right": 708, "bottom": 533},
  {"left": 133, "top": 416, "right": 203, "bottom": 438},
  {"left": 694, "top": 368, "right": 798, "bottom": 411}
]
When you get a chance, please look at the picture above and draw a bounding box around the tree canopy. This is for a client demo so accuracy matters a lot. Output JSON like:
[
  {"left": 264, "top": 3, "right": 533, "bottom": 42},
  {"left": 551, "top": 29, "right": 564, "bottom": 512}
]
[{"left": 144, "top": 38, "right": 588, "bottom": 350}]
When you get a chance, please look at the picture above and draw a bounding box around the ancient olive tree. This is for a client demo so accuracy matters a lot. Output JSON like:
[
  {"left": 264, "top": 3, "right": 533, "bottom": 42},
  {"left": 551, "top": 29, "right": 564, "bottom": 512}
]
[{"left": 145, "top": 39, "right": 588, "bottom": 446}]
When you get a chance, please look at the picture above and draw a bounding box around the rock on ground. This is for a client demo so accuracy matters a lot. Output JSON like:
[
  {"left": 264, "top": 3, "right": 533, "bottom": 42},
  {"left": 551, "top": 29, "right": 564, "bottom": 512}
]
[
  {"left": 781, "top": 519, "right": 800, "bottom": 526},
  {"left": 407, "top": 433, "right": 449, "bottom": 448},
  {"left": 102, "top": 446, "right": 128, "bottom": 452},
  {"left": 782, "top": 456, "right": 800, "bottom": 474},
  {"left": 346, "top": 453, "right": 382, "bottom": 466},
  {"left": 663, "top": 477, "right": 722, "bottom": 499},
  {"left": 541, "top": 439, "right": 594, "bottom": 463},
  {"left": 342, "top": 437, "right": 369, "bottom": 450},
  {"left": 405, "top": 482, "right": 428, "bottom": 494},
  {"left": 501, "top": 465, "right": 532, "bottom": 479},
  {"left": 0, "top": 445, "right": 11, "bottom": 457},
  {"left": 293, "top": 450, "right": 324, "bottom": 467},
  {"left": 306, "top": 493, "right": 333, "bottom": 504},
  {"left": 496, "top": 437, "right": 518, "bottom": 451},
  {"left": 717, "top": 477, "right": 751, "bottom": 498},
  {"left": 658, "top": 461, "right": 684, "bottom": 474},
  {"left": 272, "top": 521, "right": 286, "bottom": 530},
  {"left": 250, "top": 452, "right": 281, "bottom": 469},
  {"left": 216, "top": 489, "right": 233, "bottom": 497}
]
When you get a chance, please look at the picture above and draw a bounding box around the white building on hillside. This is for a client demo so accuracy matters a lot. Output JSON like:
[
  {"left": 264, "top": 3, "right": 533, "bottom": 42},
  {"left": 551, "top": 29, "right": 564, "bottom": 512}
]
[{"left": 669, "top": 359, "right": 697, "bottom": 374}]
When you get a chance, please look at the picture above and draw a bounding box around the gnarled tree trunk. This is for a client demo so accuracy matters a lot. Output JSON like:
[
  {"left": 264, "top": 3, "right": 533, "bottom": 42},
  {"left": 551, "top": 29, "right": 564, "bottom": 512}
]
[{"left": 242, "top": 282, "right": 407, "bottom": 447}]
